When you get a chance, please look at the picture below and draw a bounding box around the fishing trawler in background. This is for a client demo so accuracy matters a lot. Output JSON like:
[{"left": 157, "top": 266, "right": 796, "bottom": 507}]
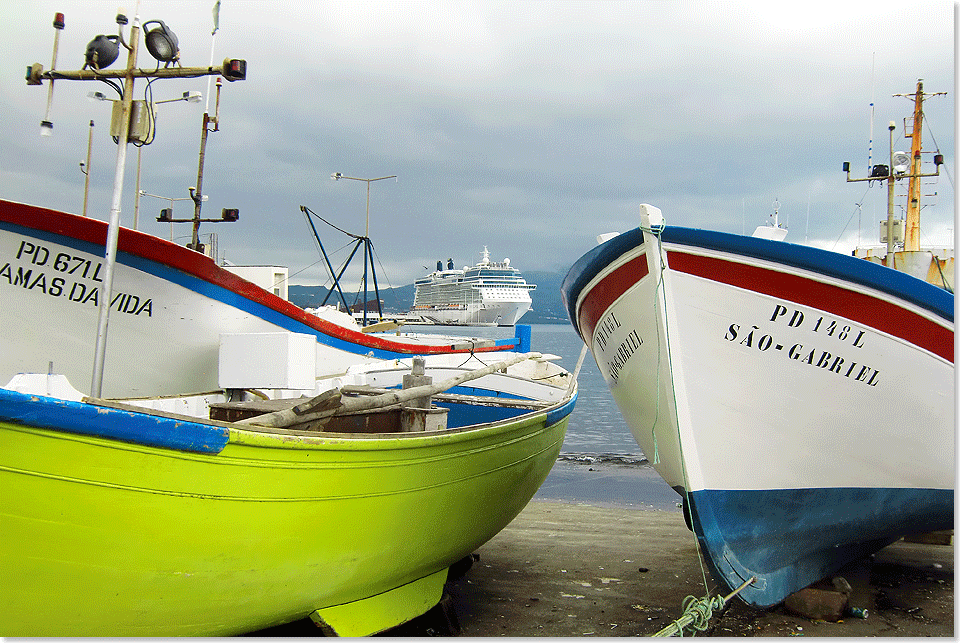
[
  {"left": 412, "top": 247, "right": 536, "bottom": 326},
  {"left": 844, "top": 79, "right": 952, "bottom": 290}
]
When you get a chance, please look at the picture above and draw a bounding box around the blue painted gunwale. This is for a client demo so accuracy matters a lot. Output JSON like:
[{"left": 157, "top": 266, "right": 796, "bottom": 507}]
[
  {"left": 0, "top": 387, "right": 229, "bottom": 454},
  {"left": 561, "top": 228, "right": 645, "bottom": 326},
  {"left": 0, "top": 385, "right": 576, "bottom": 454},
  {"left": 438, "top": 390, "right": 577, "bottom": 428}
]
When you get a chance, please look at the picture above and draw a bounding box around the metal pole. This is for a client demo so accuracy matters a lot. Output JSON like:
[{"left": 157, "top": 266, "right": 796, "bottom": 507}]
[
  {"left": 41, "top": 13, "right": 63, "bottom": 134},
  {"left": 192, "top": 79, "right": 220, "bottom": 252},
  {"left": 133, "top": 144, "right": 142, "bottom": 229},
  {"left": 191, "top": 112, "right": 210, "bottom": 251},
  {"left": 91, "top": 17, "right": 140, "bottom": 398},
  {"left": 365, "top": 179, "right": 371, "bottom": 237},
  {"left": 82, "top": 119, "right": 93, "bottom": 217},
  {"left": 363, "top": 179, "right": 371, "bottom": 324},
  {"left": 362, "top": 233, "right": 369, "bottom": 325},
  {"left": 885, "top": 122, "right": 895, "bottom": 257},
  {"left": 905, "top": 80, "right": 924, "bottom": 252}
]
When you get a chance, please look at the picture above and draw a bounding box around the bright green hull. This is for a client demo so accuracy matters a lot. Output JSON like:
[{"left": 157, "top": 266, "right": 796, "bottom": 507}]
[{"left": 0, "top": 406, "right": 569, "bottom": 636}]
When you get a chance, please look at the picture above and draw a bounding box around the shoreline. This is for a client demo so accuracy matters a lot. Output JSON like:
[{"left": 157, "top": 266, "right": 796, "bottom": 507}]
[{"left": 534, "top": 458, "right": 681, "bottom": 512}]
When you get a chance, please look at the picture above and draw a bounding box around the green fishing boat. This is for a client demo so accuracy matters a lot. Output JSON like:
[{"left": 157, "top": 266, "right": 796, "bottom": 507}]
[{"left": 0, "top": 354, "right": 576, "bottom": 636}]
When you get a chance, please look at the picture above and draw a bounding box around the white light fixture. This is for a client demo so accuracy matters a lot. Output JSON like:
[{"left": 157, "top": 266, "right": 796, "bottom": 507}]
[
  {"left": 892, "top": 151, "right": 910, "bottom": 175},
  {"left": 88, "top": 90, "right": 116, "bottom": 102}
]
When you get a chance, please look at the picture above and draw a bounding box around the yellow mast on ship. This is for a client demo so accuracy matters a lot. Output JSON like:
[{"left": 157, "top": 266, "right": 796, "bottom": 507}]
[
  {"left": 843, "top": 79, "right": 950, "bottom": 289},
  {"left": 897, "top": 80, "right": 947, "bottom": 252}
]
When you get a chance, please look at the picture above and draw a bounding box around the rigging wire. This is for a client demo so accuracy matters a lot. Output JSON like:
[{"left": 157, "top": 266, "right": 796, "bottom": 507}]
[
  {"left": 367, "top": 239, "right": 408, "bottom": 312},
  {"left": 302, "top": 205, "right": 363, "bottom": 240},
  {"left": 831, "top": 184, "right": 873, "bottom": 252},
  {"left": 923, "top": 117, "right": 954, "bottom": 192}
]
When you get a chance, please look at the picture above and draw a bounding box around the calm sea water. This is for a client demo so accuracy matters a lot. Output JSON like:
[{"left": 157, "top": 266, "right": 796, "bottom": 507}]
[
  {"left": 412, "top": 323, "right": 642, "bottom": 457},
  {"left": 410, "top": 324, "right": 680, "bottom": 509}
]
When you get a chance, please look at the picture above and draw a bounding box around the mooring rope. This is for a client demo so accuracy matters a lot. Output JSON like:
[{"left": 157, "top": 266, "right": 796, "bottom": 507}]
[
  {"left": 652, "top": 577, "right": 755, "bottom": 637},
  {"left": 639, "top": 210, "right": 760, "bottom": 636}
]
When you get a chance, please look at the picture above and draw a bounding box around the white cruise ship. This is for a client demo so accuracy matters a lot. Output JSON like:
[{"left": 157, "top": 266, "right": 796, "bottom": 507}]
[{"left": 412, "top": 247, "right": 536, "bottom": 326}]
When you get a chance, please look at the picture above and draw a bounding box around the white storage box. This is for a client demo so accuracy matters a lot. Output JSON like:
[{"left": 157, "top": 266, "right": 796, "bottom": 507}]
[{"left": 219, "top": 332, "right": 316, "bottom": 390}]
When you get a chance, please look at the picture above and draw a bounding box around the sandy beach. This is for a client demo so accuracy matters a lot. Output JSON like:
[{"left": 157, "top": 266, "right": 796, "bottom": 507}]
[
  {"left": 434, "top": 500, "right": 954, "bottom": 637},
  {"left": 252, "top": 462, "right": 953, "bottom": 637}
]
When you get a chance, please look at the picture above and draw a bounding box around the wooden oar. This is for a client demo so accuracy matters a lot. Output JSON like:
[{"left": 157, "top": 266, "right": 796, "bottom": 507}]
[{"left": 236, "top": 352, "right": 543, "bottom": 428}]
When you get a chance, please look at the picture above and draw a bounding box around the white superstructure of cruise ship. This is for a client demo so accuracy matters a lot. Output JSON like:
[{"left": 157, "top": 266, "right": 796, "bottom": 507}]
[{"left": 412, "top": 247, "right": 536, "bottom": 326}]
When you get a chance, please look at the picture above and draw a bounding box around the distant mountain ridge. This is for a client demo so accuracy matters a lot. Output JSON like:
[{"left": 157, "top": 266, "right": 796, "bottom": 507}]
[{"left": 288, "top": 269, "right": 570, "bottom": 325}]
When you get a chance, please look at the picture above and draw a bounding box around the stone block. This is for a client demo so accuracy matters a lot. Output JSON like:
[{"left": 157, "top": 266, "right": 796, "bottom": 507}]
[{"left": 783, "top": 587, "right": 849, "bottom": 622}]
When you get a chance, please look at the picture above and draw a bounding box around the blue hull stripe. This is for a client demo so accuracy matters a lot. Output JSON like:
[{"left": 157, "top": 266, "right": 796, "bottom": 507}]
[
  {"left": 688, "top": 486, "right": 954, "bottom": 607},
  {"left": 561, "top": 228, "right": 645, "bottom": 325},
  {"left": 660, "top": 227, "right": 953, "bottom": 322},
  {"left": 0, "top": 388, "right": 229, "bottom": 454},
  {"left": 2, "top": 222, "right": 519, "bottom": 361}
]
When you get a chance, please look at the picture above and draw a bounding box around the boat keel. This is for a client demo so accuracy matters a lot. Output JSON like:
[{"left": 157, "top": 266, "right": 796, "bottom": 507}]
[{"left": 309, "top": 568, "right": 448, "bottom": 636}]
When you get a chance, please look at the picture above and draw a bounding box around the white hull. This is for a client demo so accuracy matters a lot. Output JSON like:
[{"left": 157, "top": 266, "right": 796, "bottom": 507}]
[
  {"left": 562, "top": 204, "right": 954, "bottom": 607},
  {"left": 0, "top": 200, "right": 535, "bottom": 398}
]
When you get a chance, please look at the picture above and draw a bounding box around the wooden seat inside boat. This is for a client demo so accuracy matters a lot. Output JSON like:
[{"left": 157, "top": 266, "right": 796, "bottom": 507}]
[{"left": 208, "top": 385, "right": 550, "bottom": 434}]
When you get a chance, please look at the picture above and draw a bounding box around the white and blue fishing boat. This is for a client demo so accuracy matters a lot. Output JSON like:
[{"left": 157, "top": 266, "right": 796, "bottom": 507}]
[
  {"left": 0, "top": 198, "right": 535, "bottom": 398},
  {"left": 561, "top": 203, "right": 954, "bottom": 608}
]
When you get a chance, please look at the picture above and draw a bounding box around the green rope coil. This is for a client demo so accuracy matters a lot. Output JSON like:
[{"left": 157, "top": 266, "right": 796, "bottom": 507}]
[{"left": 653, "top": 593, "right": 726, "bottom": 637}]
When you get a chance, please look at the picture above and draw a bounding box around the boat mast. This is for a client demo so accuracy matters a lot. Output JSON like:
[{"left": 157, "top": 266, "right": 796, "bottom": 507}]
[
  {"left": 25, "top": 10, "right": 246, "bottom": 397},
  {"left": 843, "top": 79, "right": 944, "bottom": 257},
  {"left": 896, "top": 80, "right": 945, "bottom": 252}
]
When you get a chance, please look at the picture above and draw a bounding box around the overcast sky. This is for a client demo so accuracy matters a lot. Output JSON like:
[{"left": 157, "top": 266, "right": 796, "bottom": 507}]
[{"left": 3, "top": 1, "right": 955, "bottom": 290}]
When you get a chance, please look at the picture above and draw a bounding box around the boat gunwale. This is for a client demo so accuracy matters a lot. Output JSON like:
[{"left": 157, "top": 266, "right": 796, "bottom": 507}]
[
  {"left": 561, "top": 224, "right": 954, "bottom": 329},
  {"left": 0, "top": 384, "right": 577, "bottom": 454}
]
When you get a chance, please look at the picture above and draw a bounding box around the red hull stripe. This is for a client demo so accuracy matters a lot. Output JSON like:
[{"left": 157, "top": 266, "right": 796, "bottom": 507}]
[
  {"left": 577, "top": 254, "right": 648, "bottom": 341},
  {"left": 0, "top": 200, "right": 514, "bottom": 355},
  {"left": 668, "top": 250, "right": 954, "bottom": 363}
]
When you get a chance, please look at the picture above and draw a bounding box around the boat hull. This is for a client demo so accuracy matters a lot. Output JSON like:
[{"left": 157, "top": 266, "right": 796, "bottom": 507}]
[
  {"left": 0, "top": 199, "right": 525, "bottom": 398},
  {"left": 561, "top": 206, "right": 954, "bottom": 607},
  {"left": 0, "top": 386, "right": 574, "bottom": 636}
]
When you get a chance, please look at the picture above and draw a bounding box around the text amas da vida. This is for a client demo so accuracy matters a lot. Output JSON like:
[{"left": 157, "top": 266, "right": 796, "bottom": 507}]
[{"left": 2, "top": 239, "right": 153, "bottom": 316}]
